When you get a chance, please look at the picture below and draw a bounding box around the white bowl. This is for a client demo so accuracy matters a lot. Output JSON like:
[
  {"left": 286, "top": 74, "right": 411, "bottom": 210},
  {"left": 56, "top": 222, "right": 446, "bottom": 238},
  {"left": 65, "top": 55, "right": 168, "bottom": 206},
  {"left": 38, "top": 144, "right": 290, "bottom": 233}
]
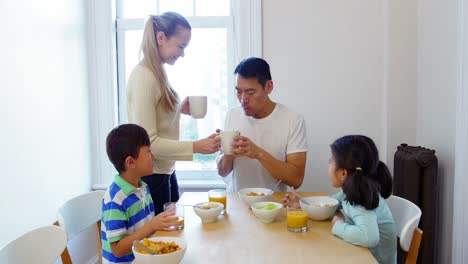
[
  {"left": 299, "top": 196, "right": 339, "bottom": 221},
  {"left": 193, "top": 202, "right": 224, "bottom": 223},
  {"left": 251, "top": 201, "right": 283, "bottom": 223},
  {"left": 132, "top": 236, "right": 186, "bottom": 264},
  {"left": 238, "top": 188, "right": 274, "bottom": 207}
]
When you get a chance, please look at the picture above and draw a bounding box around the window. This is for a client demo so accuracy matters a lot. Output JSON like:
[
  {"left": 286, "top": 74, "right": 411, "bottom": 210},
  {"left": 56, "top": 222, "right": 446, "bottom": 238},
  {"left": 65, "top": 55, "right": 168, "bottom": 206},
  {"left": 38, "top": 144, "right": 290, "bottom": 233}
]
[
  {"left": 88, "top": 0, "right": 261, "bottom": 188},
  {"left": 115, "top": 0, "right": 234, "bottom": 181}
]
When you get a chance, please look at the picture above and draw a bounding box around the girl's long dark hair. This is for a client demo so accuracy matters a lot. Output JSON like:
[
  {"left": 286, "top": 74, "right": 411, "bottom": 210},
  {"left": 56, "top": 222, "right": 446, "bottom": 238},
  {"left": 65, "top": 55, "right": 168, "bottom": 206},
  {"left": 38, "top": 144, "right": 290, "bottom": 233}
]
[{"left": 331, "top": 135, "right": 393, "bottom": 210}]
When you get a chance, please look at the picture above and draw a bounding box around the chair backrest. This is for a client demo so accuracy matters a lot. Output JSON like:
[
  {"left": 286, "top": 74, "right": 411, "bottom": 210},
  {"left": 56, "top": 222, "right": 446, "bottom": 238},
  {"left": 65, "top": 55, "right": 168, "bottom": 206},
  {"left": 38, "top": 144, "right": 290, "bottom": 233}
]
[
  {"left": 58, "top": 190, "right": 105, "bottom": 239},
  {"left": 406, "top": 228, "right": 423, "bottom": 264},
  {"left": 57, "top": 190, "right": 105, "bottom": 263},
  {"left": 386, "top": 195, "right": 422, "bottom": 251},
  {"left": 0, "top": 225, "right": 67, "bottom": 264}
]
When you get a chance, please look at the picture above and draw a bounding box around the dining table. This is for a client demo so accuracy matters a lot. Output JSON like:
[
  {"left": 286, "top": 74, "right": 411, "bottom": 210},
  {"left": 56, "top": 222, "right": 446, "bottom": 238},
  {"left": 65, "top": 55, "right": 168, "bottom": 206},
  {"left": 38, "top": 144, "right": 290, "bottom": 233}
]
[{"left": 136, "top": 191, "right": 377, "bottom": 264}]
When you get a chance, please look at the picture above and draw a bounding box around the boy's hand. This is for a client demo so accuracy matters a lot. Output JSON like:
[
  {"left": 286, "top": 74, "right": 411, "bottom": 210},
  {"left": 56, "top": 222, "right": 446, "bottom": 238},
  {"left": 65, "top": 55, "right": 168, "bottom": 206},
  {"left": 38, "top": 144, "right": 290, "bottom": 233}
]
[{"left": 151, "top": 211, "right": 179, "bottom": 231}]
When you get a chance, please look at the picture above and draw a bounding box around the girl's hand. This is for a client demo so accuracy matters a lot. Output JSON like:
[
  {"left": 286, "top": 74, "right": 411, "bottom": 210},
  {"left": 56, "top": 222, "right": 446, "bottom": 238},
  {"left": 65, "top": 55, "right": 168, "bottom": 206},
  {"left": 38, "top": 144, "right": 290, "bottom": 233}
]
[
  {"left": 180, "top": 97, "right": 190, "bottom": 115},
  {"left": 331, "top": 215, "right": 343, "bottom": 227},
  {"left": 283, "top": 192, "right": 300, "bottom": 209},
  {"left": 151, "top": 211, "right": 179, "bottom": 231}
]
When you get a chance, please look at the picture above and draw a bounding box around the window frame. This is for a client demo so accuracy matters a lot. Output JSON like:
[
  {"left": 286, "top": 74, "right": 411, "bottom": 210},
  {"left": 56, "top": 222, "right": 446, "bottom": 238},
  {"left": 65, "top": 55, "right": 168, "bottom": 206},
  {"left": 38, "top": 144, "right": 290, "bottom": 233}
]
[
  {"left": 115, "top": 16, "right": 237, "bottom": 124},
  {"left": 88, "top": 0, "right": 262, "bottom": 189}
]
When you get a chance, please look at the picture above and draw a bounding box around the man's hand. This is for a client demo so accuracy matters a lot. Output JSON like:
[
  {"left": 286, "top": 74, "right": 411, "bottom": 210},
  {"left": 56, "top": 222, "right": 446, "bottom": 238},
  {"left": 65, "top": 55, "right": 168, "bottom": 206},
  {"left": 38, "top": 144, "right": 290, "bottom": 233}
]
[{"left": 231, "top": 135, "right": 263, "bottom": 159}]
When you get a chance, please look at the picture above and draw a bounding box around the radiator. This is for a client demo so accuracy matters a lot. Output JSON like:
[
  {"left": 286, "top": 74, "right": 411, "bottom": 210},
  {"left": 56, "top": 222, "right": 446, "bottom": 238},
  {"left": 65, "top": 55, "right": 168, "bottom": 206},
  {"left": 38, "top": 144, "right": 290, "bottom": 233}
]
[{"left": 394, "top": 143, "right": 438, "bottom": 264}]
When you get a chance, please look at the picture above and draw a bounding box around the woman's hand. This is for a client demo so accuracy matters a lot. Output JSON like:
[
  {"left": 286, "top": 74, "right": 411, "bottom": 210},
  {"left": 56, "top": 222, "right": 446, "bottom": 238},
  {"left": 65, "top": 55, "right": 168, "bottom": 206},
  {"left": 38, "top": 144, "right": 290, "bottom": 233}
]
[
  {"left": 180, "top": 97, "right": 190, "bottom": 115},
  {"left": 194, "top": 132, "right": 221, "bottom": 154}
]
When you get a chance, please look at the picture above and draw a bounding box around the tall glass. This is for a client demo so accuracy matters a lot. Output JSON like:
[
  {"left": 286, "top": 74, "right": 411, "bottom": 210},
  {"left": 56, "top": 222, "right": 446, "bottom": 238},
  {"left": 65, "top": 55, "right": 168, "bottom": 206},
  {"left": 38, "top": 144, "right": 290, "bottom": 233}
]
[
  {"left": 208, "top": 189, "right": 227, "bottom": 214},
  {"left": 287, "top": 207, "right": 308, "bottom": 233},
  {"left": 163, "top": 202, "right": 184, "bottom": 230}
]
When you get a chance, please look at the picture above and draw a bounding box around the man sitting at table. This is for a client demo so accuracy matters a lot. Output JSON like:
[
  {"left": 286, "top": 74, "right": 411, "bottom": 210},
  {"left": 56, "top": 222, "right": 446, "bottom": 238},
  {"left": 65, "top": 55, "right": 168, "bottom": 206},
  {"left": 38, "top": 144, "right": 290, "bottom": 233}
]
[{"left": 216, "top": 57, "right": 308, "bottom": 192}]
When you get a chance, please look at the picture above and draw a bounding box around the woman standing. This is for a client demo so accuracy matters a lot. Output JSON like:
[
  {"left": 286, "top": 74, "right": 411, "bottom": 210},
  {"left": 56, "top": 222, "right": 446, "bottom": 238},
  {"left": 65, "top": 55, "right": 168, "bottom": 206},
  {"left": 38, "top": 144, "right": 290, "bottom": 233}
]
[{"left": 126, "top": 12, "right": 220, "bottom": 214}]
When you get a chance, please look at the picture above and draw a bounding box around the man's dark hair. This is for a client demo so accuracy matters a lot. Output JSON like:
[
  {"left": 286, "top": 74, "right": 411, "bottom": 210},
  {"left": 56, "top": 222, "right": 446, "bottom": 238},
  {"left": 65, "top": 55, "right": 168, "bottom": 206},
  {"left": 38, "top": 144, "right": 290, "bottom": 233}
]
[
  {"left": 234, "top": 57, "right": 272, "bottom": 87},
  {"left": 106, "top": 124, "right": 150, "bottom": 173}
]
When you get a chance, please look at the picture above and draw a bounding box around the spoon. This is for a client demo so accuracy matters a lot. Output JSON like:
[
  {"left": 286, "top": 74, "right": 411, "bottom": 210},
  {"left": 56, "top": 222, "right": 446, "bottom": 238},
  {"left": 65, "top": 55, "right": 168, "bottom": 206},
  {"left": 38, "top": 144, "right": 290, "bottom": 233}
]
[
  {"left": 271, "top": 180, "right": 282, "bottom": 190},
  {"left": 133, "top": 240, "right": 157, "bottom": 255},
  {"left": 290, "top": 188, "right": 311, "bottom": 206},
  {"left": 179, "top": 203, "right": 203, "bottom": 209}
]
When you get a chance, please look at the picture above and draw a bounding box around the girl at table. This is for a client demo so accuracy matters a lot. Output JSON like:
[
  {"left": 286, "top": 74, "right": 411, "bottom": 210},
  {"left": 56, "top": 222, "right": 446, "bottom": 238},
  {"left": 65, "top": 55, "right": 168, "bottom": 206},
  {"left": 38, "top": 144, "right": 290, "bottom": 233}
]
[{"left": 284, "top": 135, "right": 396, "bottom": 264}]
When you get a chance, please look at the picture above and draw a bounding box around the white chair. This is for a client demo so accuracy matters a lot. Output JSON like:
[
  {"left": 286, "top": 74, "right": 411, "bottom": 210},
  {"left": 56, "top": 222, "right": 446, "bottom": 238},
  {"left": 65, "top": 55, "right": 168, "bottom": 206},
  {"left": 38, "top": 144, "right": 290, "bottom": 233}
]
[
  {"left": 0, "top": 225, "right": 67, "bottom": 264},
  {"left": 57, "top": 190, "right": 106, "bottom": 264},
  {"left": 386, "top": 195, "right": 424, "bottom": 264}
]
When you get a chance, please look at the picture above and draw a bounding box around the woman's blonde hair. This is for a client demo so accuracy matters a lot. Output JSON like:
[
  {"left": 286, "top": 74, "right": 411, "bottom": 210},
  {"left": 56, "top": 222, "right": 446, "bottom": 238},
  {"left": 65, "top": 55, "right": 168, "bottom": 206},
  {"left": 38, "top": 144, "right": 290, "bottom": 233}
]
[{"left": 139, "top": 12, "right": 191, "bottom": 112}]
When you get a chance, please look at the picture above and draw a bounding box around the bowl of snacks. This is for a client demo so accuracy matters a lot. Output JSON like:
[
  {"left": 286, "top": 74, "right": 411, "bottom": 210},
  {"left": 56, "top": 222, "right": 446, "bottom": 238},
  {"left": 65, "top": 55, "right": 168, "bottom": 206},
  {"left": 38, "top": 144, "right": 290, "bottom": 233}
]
[
  {"left": 193, "top": 202, "right": 224, "bottom": 223},
  {"left": 132, "top": 237, "right": 186, "bottom": 264},
  {"left": 299, "top": 196, "right": 339, "bottom": 221},
  {"left": 251, "top": 201, "right": 283, "bottom": 223},
  {"left": 238, "top": 188, "right": 273, "bottom": 207}
]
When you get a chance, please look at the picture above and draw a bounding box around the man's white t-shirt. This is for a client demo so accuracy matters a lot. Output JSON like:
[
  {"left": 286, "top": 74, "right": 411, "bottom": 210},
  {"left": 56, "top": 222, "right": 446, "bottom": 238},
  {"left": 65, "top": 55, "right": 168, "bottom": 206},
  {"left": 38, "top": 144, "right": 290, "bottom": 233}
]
[{"left": 223, "top": 103, "right": 308, "bottom": 192}]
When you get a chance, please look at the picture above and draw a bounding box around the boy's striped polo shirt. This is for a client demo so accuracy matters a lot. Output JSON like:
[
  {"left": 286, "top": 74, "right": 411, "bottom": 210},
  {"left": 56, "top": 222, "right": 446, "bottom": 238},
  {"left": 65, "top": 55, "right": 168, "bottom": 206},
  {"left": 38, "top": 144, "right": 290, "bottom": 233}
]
[{"left": 101, "top": 174, "right": 155, "bottom": 264}]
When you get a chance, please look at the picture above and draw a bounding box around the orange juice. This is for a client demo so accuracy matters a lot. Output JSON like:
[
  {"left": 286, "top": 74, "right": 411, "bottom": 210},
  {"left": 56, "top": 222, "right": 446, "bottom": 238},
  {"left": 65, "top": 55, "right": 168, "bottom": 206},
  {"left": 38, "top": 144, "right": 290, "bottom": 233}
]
[
  {"left": 287, "top": 210, "right": 308, "bottom": 231},
  {"left": 163, "top": 202, "right": 184, "bottom": 230},
  {"left": 208, "top": 195, "right": 227, "bottom": 209},
  {"left": 176, "top": 216, "right": 184, "bottom": 227}
]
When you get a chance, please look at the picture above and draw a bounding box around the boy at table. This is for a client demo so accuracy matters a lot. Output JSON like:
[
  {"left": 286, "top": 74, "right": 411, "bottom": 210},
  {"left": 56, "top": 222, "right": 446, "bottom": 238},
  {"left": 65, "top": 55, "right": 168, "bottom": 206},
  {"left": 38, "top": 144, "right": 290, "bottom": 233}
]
[
  {"left": 216, "top": 57, "right": 308, "bottom": 192},
  {"left": 102, "top": 124, "right": 179, "bottom": 263}
]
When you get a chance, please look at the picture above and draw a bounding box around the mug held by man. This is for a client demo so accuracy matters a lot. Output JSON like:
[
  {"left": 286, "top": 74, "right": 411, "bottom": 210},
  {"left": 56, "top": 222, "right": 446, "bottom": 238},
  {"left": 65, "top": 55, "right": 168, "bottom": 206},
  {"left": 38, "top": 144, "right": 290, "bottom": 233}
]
[{"left": 220, "top": 130, "right": 240, "bottom": 154}]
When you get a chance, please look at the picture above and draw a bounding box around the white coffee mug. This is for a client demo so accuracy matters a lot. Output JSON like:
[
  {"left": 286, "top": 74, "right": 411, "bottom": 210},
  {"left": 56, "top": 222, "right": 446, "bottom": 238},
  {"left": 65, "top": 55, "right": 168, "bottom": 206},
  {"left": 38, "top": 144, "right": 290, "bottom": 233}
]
[
  {"left": 189, "top": 96, "right": 207, "bottom": 119},
  {"left": 220, "top": 130, "right": 240, "bottom": 154}
]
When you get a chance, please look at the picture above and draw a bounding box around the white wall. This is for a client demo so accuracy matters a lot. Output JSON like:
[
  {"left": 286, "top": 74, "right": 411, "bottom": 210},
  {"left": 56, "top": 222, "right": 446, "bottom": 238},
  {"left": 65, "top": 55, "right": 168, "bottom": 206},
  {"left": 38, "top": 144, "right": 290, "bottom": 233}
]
[
  {"left": 417, "top": 0, "right": 458, "bottom": 263},
  {"left": 263, "top": 0, "right": 457, "bottom": 263},
  {"left": 263, "top": 0, "right": 386, "bottom": 194},
  {"left": 0, "top": 0, "right": 91, "bottom": 248},
  {"left": 385, "top": 0, "right": 418, "bottom": 170}
]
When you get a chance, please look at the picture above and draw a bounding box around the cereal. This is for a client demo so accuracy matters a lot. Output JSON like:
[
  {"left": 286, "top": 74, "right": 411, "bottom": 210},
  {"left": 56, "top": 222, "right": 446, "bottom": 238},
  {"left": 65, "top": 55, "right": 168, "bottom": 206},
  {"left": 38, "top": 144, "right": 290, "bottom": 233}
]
[
  {"left": 247, "top": 192, "right": 265, "bottom": 196},
  {"left": 136, "top": 238, "right": 182, "bottom": 255}
]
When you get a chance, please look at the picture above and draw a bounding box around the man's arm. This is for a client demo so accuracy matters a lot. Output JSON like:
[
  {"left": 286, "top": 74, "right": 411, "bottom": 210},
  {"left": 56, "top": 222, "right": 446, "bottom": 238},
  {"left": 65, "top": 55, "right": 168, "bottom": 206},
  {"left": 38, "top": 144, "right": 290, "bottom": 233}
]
[
  {"left": 256, "top": 151, "right": 306, "bottom": 188},
  {"left": 231, "top": 135, "right": 306, "bottom": 188},
  {"left": 216, "top": 154, "right": 235, "bottom": 177}
]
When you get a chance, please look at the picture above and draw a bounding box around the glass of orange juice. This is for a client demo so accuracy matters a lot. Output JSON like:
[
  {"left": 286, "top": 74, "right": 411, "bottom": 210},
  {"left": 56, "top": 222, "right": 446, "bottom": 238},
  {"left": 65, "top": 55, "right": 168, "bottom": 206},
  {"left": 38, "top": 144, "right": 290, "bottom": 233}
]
[
  {"left": 208, "top": 189, "right": 227, "bottom": 214},
  {"left": 163, "top": 202, "right": 184, "bottom": 230},
  {"left": 287, "top": 206, "right": 308, "bottom": 232}
]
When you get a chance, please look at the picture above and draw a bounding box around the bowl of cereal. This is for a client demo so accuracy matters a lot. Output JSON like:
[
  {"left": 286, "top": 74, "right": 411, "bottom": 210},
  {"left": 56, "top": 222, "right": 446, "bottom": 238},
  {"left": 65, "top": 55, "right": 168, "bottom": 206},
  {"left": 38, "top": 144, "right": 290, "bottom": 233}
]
[
  {"left": 132, "top": 237, "right": 186, "bottom": 264},
  {"left": 238, "top": 188, "right": 273, "bottom": 207},
  {"left": 251, "top": 201, "right": 283, "bottom": 223},
  {"left": 299, "top": 196, "right": 339, "bottom": 221},
  {"left": 193, "top": 202, "right": 224, "bottom": 223}
]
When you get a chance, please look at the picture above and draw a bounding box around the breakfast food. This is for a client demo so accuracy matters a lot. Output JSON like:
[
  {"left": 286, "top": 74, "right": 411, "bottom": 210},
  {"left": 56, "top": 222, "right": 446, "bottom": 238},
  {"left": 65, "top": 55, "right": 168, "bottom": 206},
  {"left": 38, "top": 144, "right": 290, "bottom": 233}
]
[
  {"left": 136, "top": 238, "right": 181, "bottom": 255},
  {"left": 247, "top": 192, "right": 265, "bottom": 196},
  {"left": 199, "top": 202, "right": 220, "bottom": 210},
  {"left": 255, "top": 203, "right": 278, "bottom": 210},
  {"left": 312, "top": 204, "right": 334, "bottom": 207}
]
